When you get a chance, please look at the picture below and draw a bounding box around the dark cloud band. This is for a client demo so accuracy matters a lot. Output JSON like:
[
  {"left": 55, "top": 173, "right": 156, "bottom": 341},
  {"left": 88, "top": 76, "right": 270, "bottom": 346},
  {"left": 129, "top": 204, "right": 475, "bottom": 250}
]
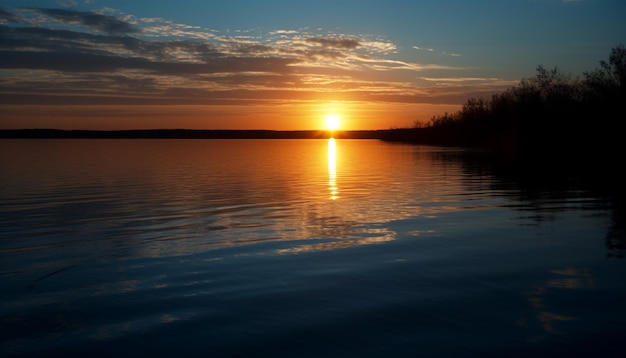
[{"left": 32, "top": 8, "right": 139, "bottom": 35}]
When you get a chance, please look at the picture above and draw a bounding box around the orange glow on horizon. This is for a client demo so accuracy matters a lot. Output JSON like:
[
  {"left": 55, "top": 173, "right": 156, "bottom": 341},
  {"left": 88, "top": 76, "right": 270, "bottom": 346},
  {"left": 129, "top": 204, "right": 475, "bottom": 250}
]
[{"left": 0, "top": 102, "right": 463, "bottom": 131}]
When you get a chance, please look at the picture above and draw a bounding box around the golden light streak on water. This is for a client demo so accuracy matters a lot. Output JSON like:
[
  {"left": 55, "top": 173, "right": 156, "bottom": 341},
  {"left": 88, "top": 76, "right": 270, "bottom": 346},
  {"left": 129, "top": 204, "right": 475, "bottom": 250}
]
[{"left": 328, "top": 138, "right": 338, "bottom": 200}]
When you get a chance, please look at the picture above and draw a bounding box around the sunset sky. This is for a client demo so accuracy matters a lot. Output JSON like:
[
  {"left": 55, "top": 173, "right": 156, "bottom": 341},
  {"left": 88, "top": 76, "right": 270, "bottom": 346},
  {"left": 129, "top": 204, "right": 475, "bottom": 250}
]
[{"left": 1, "top": 0, "right": 625, "bottom": 130}]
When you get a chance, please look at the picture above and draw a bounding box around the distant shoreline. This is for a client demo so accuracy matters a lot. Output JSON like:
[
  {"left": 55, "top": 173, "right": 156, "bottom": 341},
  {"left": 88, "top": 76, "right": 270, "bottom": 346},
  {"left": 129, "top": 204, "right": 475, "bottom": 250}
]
[{"left": 0, "top": 129, "right": 385, "bottom": 140}]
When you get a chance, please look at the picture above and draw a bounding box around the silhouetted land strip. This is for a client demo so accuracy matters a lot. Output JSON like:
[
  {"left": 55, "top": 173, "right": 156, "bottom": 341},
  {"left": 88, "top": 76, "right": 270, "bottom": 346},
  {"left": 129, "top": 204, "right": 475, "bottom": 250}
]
[{"left": 0, "top": 129, "right": 382, "bottom": 139}]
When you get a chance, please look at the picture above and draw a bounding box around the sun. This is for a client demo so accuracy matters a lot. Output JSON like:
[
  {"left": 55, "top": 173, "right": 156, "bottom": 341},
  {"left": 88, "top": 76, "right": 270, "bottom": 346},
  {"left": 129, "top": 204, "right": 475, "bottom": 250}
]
[{"left": 325, "top": 115, "right": 341, "bottom": 131}]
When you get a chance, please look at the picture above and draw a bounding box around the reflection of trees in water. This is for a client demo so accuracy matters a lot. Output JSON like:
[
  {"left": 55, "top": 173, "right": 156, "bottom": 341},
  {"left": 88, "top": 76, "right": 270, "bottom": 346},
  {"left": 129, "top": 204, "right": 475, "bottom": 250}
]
[
  {"left": 606, "top": 205, "right": 626, "bottom": 258},
  {"left": 429, "top": 148, "right": 626, "bottom": 258}
]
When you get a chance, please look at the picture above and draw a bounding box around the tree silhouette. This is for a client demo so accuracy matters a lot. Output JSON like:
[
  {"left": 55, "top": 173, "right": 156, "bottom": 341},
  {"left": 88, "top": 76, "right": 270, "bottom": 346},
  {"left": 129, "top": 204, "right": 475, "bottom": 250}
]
[{"left": 382, "top": 44, "right": 625, "bottom": 167}]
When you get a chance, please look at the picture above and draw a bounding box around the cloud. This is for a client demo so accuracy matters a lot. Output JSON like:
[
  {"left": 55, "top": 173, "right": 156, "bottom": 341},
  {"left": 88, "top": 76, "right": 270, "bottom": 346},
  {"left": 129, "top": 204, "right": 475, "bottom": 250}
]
[
  {"left": 305, "top": 37, "right": 361, "bottom": 49},
  {"left": 270, "top": 29, "right": 299, "bottom": 35},
  {"left": 420, "top": 77, "right": 502, "bottom": 82},
  {"left": 413, "top": 45, "right": 460, "bottom": 57},
  {"left": 0, "top": 8, "right": 16, "bottom": 24},
  {"left": 0, "top": 40, "right": 300, "bottom": 77},
  {"left": 32, "top": 8, "right": 139, "bottom": 34},
  {"left": 412, "top": 46, "right": 433, "bottom": 52},
  {"left": 0, "top": 7, "right": 473, "bottom": 107}
]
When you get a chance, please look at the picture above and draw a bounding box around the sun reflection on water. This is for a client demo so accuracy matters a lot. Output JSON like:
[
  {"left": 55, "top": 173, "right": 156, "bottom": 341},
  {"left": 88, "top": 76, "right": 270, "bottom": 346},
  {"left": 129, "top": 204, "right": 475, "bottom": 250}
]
[{"left": 328, "top": 138, "right": 338, "bottom": 200}]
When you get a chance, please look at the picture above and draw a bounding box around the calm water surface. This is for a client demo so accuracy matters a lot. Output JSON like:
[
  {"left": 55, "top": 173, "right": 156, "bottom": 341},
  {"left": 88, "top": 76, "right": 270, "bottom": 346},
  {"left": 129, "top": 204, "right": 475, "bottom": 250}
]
[{"left": 1, "top": 139, "right": 625, "bottom": 357}]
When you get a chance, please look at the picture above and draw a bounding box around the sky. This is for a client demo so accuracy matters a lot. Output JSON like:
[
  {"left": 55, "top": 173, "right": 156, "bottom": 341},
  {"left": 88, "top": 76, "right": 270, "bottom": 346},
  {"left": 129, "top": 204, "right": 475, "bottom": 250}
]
[{"left": 1, "top": 0, "right": 624, "bottom": 131}]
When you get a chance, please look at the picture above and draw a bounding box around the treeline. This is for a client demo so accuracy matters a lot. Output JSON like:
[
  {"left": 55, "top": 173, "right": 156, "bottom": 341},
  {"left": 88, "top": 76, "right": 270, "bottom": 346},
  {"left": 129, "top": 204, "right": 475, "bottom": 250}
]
[{"left": 381, "top": 45, "right": 625, "bottom": 164}]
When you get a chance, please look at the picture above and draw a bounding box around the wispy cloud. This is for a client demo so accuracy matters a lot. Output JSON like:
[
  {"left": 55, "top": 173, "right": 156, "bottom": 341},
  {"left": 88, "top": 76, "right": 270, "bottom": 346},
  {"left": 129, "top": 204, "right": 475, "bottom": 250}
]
[
  {"left": 412, "top": 46, "right": 433, "bottom": 52},
  {"left": 413, "top": 45, "right": 460, "bottom": 57}
]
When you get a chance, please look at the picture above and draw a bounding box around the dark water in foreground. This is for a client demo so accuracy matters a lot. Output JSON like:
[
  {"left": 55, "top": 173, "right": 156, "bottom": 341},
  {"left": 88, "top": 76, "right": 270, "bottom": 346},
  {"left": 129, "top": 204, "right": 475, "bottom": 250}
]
[{"left": 1, "top": 139, "right": 625, "bottom": 357}]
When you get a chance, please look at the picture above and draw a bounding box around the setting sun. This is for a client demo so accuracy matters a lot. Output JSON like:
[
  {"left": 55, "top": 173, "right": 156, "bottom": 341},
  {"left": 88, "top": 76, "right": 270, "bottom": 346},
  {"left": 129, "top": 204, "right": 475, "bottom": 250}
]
[{"left": 325, "top": 115, "right": 341, "bottom": 130}]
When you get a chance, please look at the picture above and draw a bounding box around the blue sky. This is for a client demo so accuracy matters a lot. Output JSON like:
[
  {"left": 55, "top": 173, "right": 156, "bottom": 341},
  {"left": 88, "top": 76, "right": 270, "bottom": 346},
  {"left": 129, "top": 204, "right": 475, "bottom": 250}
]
[{"left": 1, "top": 0, "right": 624, "bottom": 130}]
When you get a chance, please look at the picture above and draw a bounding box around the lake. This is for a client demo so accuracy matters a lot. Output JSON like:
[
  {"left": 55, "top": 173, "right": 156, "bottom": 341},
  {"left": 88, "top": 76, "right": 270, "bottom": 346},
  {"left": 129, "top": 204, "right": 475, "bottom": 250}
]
[{"left": 1, "top": 139, "right": 624, "bottom": 357}]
